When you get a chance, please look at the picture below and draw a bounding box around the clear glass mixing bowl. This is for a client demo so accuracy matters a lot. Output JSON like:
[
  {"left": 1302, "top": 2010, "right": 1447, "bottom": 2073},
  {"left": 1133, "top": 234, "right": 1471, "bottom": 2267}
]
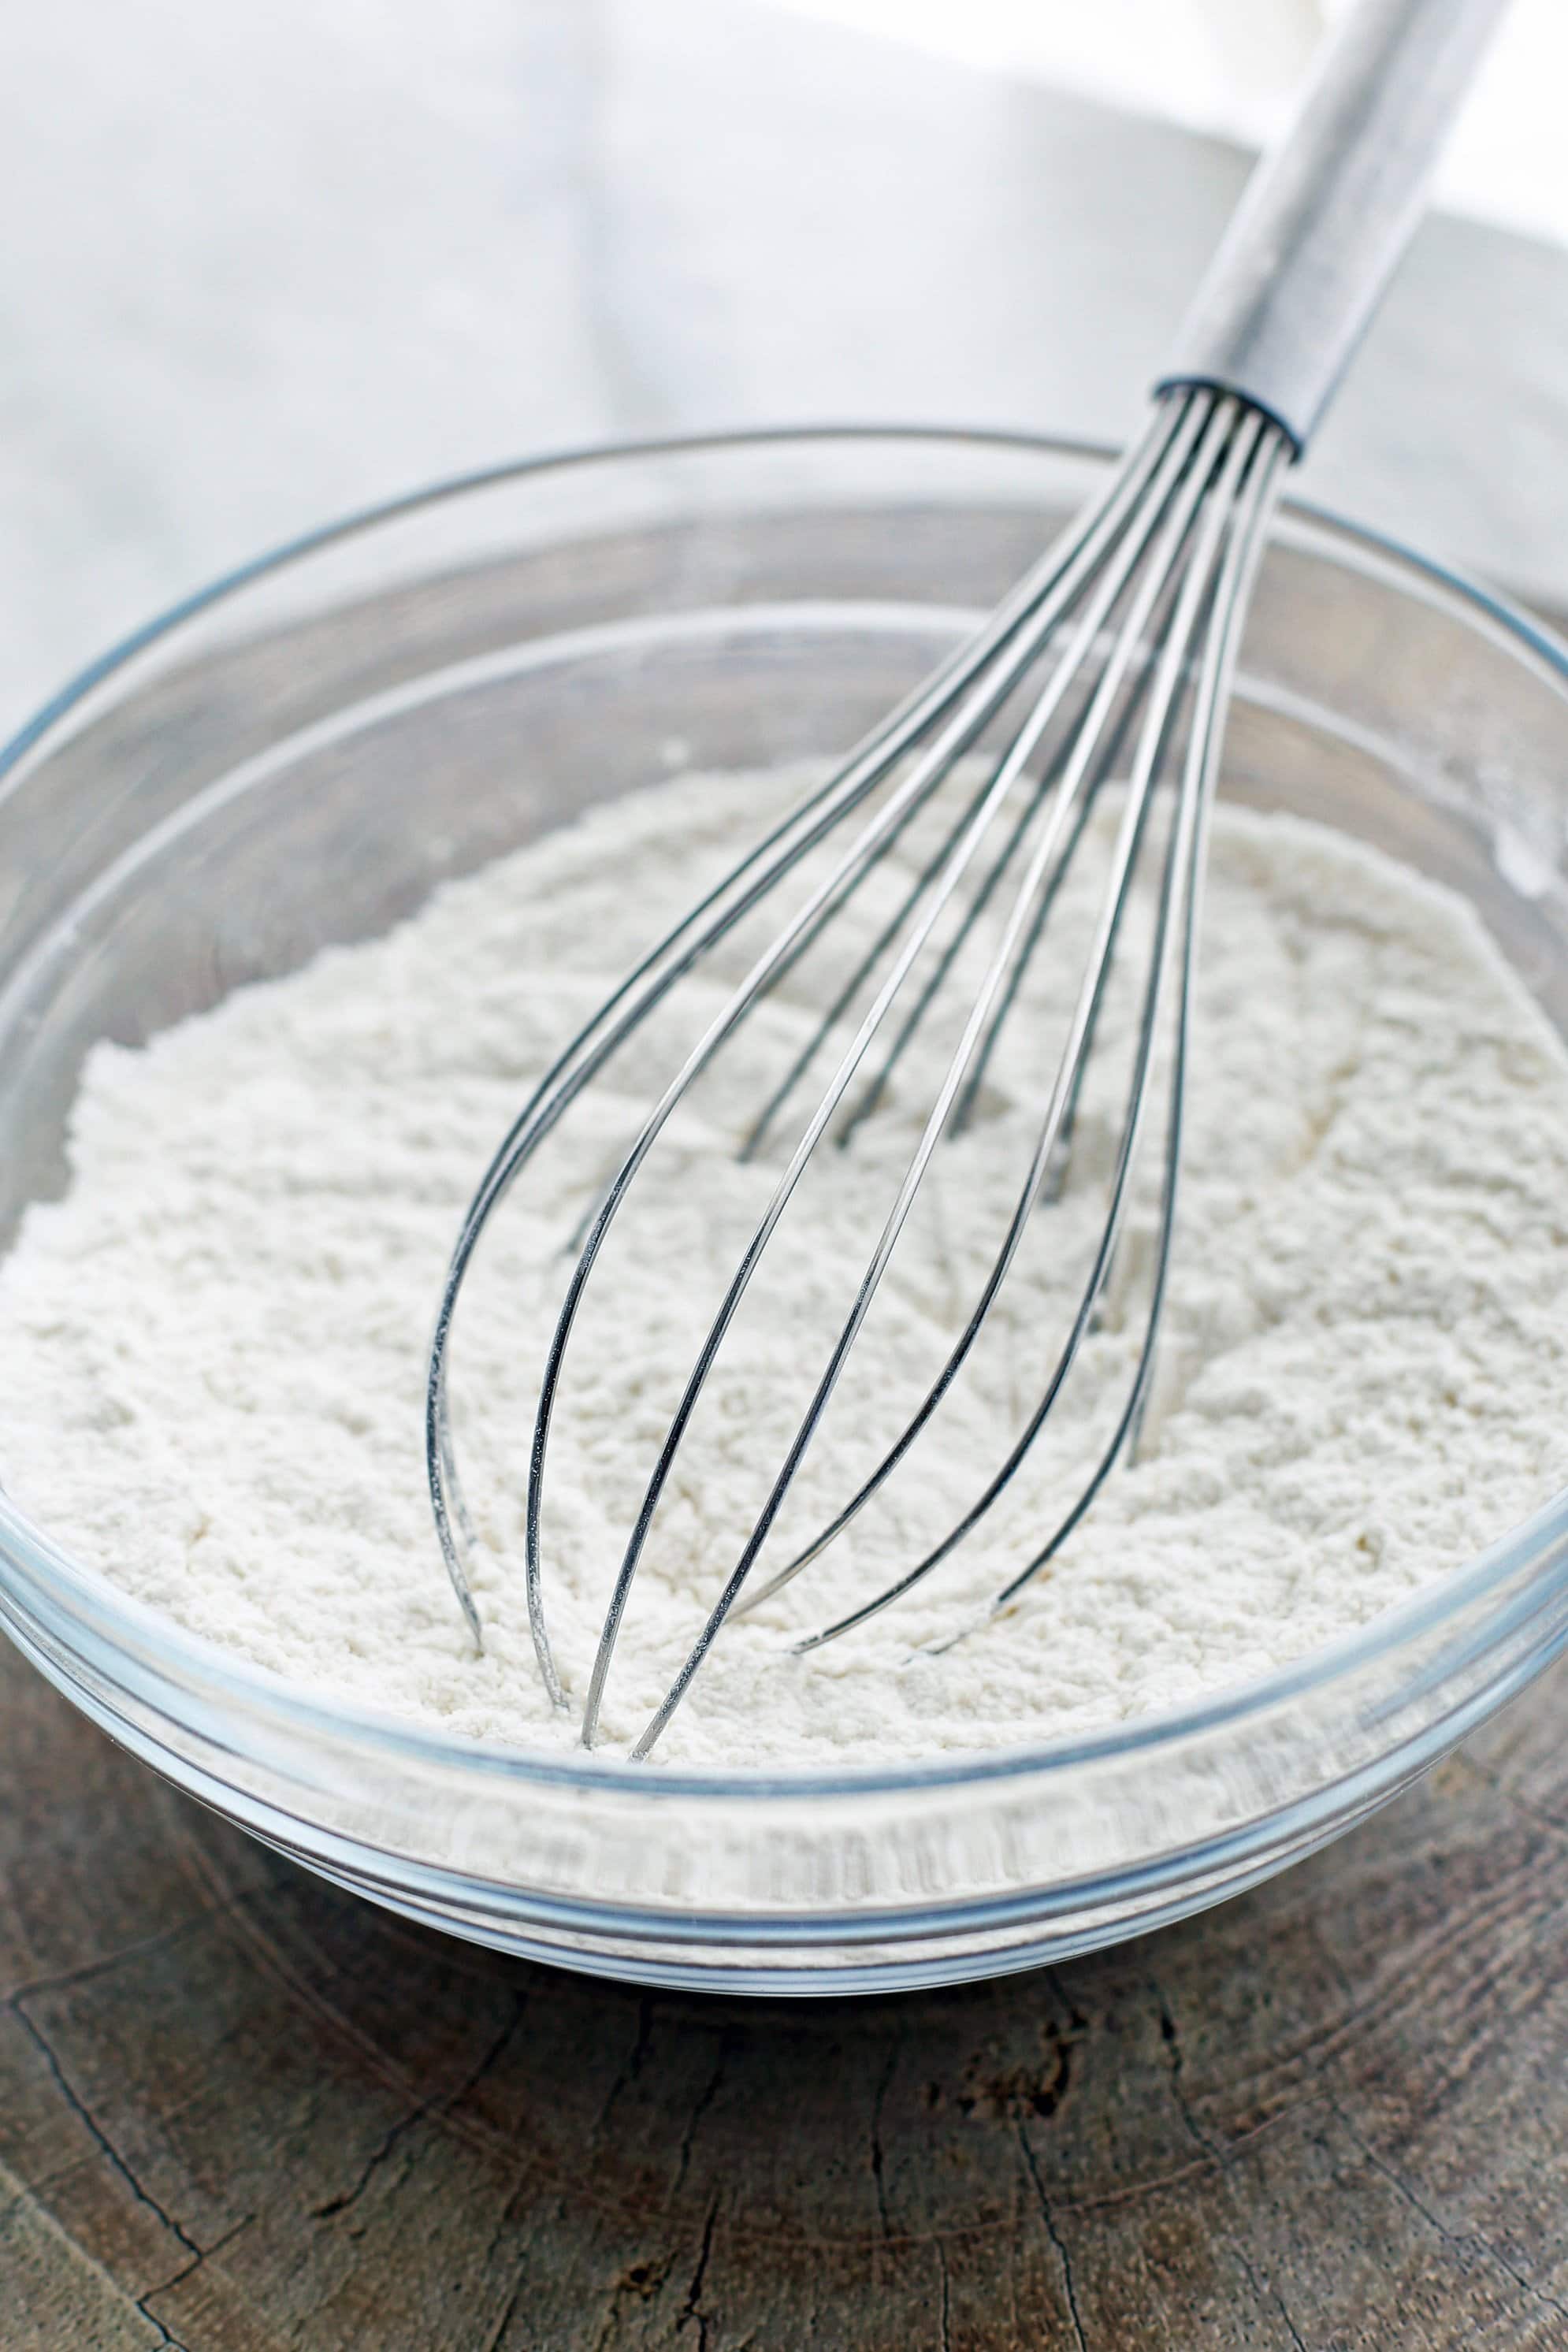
[{"left": 2, "top": 429, "right": 1567, "bottom": 1995}]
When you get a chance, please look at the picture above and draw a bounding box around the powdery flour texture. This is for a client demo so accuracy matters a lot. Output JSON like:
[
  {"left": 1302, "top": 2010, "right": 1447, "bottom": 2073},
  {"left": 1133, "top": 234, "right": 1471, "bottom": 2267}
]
[{"left": 3, "top": 764, "right": 1567, "bottom": 1767}]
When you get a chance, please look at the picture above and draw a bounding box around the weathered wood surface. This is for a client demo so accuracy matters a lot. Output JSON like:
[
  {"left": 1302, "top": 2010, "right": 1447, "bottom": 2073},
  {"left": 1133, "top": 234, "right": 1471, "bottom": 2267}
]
[{"left": 2, "top": 1632, "right": 1565, "bottom": 2352}]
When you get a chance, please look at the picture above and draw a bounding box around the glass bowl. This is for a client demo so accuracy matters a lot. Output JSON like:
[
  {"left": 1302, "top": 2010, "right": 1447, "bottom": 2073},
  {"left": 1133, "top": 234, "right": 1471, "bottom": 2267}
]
[{"left": 2, "top": 429, "right": 1568, "bottom": 1996}]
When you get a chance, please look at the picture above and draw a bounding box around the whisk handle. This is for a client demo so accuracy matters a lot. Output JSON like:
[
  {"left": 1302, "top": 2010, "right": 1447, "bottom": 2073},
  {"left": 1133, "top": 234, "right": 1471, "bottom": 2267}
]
[{"left": 1156, "top": 0, "right": 1510, "bottom": 454}]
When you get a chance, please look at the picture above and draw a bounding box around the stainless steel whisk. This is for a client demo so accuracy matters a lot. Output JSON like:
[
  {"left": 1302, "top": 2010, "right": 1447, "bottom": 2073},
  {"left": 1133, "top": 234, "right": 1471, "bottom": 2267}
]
[{"left": 427, "top": 0, "right": 1507, "bottom": 1756}]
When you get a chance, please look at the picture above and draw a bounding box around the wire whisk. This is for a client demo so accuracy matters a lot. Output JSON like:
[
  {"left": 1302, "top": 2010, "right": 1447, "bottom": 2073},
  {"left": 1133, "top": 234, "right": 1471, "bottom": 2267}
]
[{"left": 425, "top": 0, "right": 1507, "bottom": 1756}]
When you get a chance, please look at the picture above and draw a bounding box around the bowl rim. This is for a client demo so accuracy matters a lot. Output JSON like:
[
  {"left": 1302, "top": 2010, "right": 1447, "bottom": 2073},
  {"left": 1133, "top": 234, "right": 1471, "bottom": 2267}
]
[{"left": 5, "top": 418, "right": 1568, "bottom": 1804}]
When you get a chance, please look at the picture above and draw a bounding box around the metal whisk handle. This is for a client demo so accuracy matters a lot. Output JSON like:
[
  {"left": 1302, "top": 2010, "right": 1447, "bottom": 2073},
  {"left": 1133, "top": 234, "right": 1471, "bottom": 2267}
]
[{"left": 1157, "top": 0, "right": 1510, "bottom": 454}]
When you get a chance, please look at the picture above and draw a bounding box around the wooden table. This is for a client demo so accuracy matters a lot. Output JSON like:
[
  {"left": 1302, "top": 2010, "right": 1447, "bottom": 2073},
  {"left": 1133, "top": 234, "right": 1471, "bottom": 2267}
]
[{"left": 3, "top": 1629, "right": 1565, "bottom": 2351}]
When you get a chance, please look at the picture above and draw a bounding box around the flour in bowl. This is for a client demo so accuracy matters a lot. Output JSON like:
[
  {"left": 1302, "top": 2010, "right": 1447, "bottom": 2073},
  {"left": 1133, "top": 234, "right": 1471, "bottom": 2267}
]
[{"left": 4, "top": 763, "right": 1568, "bottom": 1767}]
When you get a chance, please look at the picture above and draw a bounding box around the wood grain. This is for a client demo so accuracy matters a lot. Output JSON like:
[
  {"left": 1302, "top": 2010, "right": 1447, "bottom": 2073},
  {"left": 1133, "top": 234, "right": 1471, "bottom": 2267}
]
[{"left": 2, "top": 1631, "right": 1565, "bottom": 2351}]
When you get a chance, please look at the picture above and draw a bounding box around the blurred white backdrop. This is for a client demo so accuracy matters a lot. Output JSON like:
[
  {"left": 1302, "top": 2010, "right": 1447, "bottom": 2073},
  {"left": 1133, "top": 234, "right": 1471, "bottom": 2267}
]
[
  {"left": 3, "top": 0, "right": 1565, "bottom": 738},
  {"left": 771, "top": 0, "right": 1568, "bottom": 242}
]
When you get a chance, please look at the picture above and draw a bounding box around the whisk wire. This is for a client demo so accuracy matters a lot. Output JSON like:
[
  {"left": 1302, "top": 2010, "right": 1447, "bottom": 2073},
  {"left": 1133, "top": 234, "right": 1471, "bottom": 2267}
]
[
  {"left": 577, "top": 397, "right": 1222, "bottom": 1746},
  {"left": 428, "top": 0, "right": 1509, "bottom": 1759},
  {"left": 616, "top": 399, "right": 1250, "bottom": 1753},
  {"left": 546, "top": 403, "right": 1214, "bottom": 1735},
  {"left": 981, "top": 413, "right": 1289, "bottom": 1626},
  {"left": 637, "top": 405, "right": 1268, "bottom": 1745},
  {"left": 422, "top": 402, "right": 1188, "bottom": 1675},
  {"left": 428, "top": 388, "right": 1291, "bottom": 1756},
  {"left": 790, "top": 410, "right": 1287, "bottom": 1664}
]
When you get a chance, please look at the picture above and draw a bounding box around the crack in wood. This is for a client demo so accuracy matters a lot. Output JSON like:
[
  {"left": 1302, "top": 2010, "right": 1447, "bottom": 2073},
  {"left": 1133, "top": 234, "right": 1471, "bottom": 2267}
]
[
  {"left": 132, "top": 2301, "right": 192, "bottom": 2352},
  {"left": 136, "top": 2213, "right": 257, "bottom": 2352},
  {"left": 1152, "top": 1974, "right": 1214, "bottom": 2157},
  {"left": 1042, "top": 1968, "right": 1089, "bottom": 2038},
  {"left": 311, "top": 1986, "right": 529, "bottom": 2220},
  {"left": 3, "top": 1908, "right": 227, "bottom": 2013},
  {"left": 1152, "top": 1978, "right": 1330, "bottom": 2350},
  {"left": 593, "top": 1988, "right": 659, "bottom": 2141},
  {"left": 1121, "top": 1879, "right": 1565, "bottom": 2177},
  {"left": 676, "top": 2197, "right": 720, "bottom": 2351},
  {"left": 1016, "top": 2126, "right": 1088, "bottom": 2352},
  {"left": 139, "top": 2211, "right": 256, "bottom": 2309},
  {"left": 1331, "top": 2097, "right": 1568, "bottom": 2326},
  {"left": 5, "top": 1996, "right": 266, "bottom": 2352},
  {"left": 1233, "top": 2247, "right": 1309, "bottom": 2352},
  {"left": 12, "top": 2001, "right": 202, "bottom": 2263},
  {"left": 869, "top": 2035, "right": 901, "bottom": 2241},
  {"left": 477, "top": 2266, "right": 529, "bottom": 2352},
  {"left": 672, "top": 2032, "right": 732, "bottom": 2202}
]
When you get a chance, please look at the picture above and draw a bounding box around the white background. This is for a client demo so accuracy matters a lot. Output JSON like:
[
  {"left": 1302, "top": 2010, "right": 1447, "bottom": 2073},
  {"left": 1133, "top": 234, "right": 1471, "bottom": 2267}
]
[
  {"left": 771, "top": 0, "right": 1568, "bottom": 243},
  {"left": 4, "top": 0, "right": 1564, "bottom": 736}
]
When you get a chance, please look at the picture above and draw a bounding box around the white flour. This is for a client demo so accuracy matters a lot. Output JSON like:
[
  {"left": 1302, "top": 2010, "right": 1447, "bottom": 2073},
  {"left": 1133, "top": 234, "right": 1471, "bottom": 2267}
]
[{"left": 4, "top": 764, "right": 1568, "bottom": 1768}]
